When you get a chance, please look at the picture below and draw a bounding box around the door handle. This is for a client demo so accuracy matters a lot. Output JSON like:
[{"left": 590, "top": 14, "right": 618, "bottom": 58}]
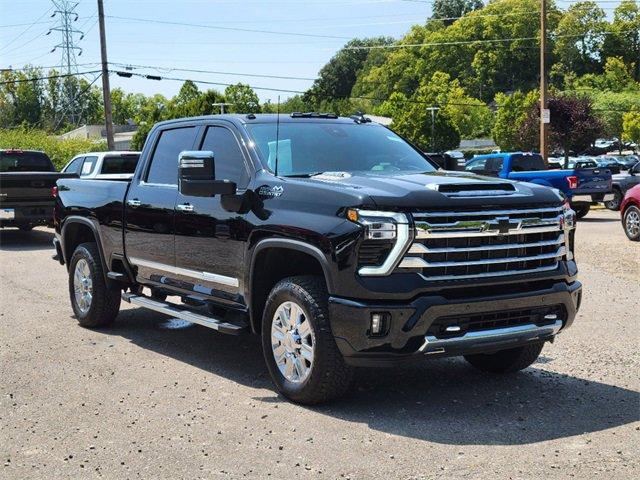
[
  {"left": 127, "top": 199, "right": 141, "bottom": 208},
  {"left": 176, "top": 203, "right": 195, "bottom": 212}
]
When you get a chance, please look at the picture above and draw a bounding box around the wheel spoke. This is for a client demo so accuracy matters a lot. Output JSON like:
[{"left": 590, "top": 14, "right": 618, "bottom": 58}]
[
  {"left": 284, "top": 357, "right": 295, "bottom": 378},
  {"left": 297, "top": 318, "right": 311, "bottom": 337},
  {"left": 272, "top": 345, "right": 286, "bottom": 365},
  {"left": 293, "top": 357, "right": 307, "bottom": 378},
  {"left": 300, "top": 342, "right": 314, "bottom": 363}
]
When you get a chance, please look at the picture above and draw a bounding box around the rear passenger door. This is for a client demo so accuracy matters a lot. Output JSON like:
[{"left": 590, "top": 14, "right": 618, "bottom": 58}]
[
  {"left": 173, "top": 124, "right": 252, "bottom": 306},
  {"left": 124, "top": 125, "right": 198, "bottom": 283}
]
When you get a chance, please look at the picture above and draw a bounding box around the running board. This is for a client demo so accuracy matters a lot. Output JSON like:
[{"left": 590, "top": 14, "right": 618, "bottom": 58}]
[{"left": 121, "top": 292, "right": 246, "bottom": 335}]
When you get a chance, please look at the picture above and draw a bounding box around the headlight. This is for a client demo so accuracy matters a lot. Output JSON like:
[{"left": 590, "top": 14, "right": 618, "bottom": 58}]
[
  {"left": 347, "top": 209, "right": 412, "bottom": 276},
  {"left": 561, "top": 200, "right": 576, "bottom": 261}
]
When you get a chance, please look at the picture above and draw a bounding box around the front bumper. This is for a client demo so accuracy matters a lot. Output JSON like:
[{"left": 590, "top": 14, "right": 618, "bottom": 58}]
[
  {"left": 571, "top": 193, "right": 614, "bottom": 203},
  {"left": 329, "top": 280, "right": 582, "bottom": 367}
]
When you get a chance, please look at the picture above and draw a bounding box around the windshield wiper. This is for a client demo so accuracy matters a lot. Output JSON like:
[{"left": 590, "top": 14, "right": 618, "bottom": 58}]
[{"left": 282, "top": 172, "right": 324, "bottom": 178}]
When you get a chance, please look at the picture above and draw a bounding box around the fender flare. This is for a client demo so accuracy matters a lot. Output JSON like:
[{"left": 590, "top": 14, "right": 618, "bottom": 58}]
[
  {"left": 61, "top": 216, "right": 110, "bottom": 282},
  {"left": 246, "top": 238, "right": 334, "bottom": 332}
]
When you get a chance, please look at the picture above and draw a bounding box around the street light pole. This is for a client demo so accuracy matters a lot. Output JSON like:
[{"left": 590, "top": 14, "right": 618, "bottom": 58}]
[{"left": 97, "top": 0, "right": 114, "bottom": 150}]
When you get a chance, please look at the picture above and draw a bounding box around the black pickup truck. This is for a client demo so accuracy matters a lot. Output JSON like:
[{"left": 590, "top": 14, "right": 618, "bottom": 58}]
[
  {"left": 0, "top": 149, "right": 76, "bottom": 230},
  {"left": 53, "top": 114, "right": 581, "bottom": 404}
]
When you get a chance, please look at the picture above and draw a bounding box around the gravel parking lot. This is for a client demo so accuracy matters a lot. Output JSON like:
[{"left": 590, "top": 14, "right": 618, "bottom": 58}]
[{"left": 1, "top": 208, "right": 638, "bottom": 479}]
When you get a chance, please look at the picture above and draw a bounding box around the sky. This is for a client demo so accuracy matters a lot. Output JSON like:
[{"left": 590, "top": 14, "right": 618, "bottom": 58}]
[{"left": 0, "top": 0, "right": 436, "bottom": 102}]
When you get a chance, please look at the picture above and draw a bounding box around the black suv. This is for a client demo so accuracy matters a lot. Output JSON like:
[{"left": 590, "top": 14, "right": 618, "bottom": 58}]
[{"left": 53, "top": 114, "right": 582, "bottom": 404}]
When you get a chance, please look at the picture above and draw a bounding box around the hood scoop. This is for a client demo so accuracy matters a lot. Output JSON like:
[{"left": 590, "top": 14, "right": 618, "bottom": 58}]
[{"left": 428, "top": 182, "right": 516, "bottom": 197}]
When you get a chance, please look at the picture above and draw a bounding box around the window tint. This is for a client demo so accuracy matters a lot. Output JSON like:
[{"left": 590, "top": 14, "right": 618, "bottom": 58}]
[
  {"left": 81, "top": 155, "right": 98, "bottom": 176},
  {"left": 511, "top": 154, "right": 546, "bottom": 172},
  {"left": 200, "top": 126, "right": 249, "bottom": 185},
  {"left": 0, "top": 151, "right": 54, "bottom": 172},
  {"left": 101, "top": 154, "right": 140, "bottom": 174},
  {"left": 64, "top": 156, "right": 84, "bottom": 174},
  {"left": 147, "top": 127, "right": 196, "bottom": 185}
]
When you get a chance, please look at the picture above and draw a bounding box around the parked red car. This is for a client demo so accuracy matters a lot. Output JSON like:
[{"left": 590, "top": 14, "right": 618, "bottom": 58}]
[{"left": 620, "top": 184, "right": 640, "bottom": 241}]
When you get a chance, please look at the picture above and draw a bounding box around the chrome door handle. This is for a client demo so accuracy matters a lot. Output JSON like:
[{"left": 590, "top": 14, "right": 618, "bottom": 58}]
[
  {"left": 176, "top": 203, "right": 194, "bottom": 212},
  {"left": 127, "top": 199, "right": 141, "bottom": 207}
]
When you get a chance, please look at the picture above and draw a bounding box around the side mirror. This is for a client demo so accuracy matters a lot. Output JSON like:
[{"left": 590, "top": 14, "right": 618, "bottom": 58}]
[{"left": 178, "top": 150, "right": 237, "bottom": 197}]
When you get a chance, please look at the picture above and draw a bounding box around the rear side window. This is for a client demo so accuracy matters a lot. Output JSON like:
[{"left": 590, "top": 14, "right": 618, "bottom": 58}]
[
  {"left": 147, "top": 127, "right": 197, "bottom": 185},
  {"left": 466, "top": 158, "right": 487, "bottom": 171},
  {"left": 101, "top": 154, "right": 140, "bottom": 174},
  {"left": 511, "top": 154, "right": 546, "bottom": 171},
  {"left": 0, "top": 151, "right": 54, "bottom": 172},
  {"left": 81, "top": 155, "right": 98, "bottom": 176},
  {"left": 200, "top": 126, "right": 249, "bottom": 187},
  {"left": 64, "top": 156, "right": 84, "bottom": 174}
]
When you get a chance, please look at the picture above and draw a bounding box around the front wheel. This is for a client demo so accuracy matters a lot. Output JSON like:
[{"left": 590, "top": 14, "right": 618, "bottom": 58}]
[
  {"left": 261, "top": 276, "right": 353, "bottom": 404},
  {"left": 623, "top": 205, "right": 640, "bottom": 241},
  {"left": 572, "top": 204, "right": 590, "bottom": 219},
  {"left": 464, "top": 342, "right": 545, "bottom": 373},
  {"left": 68, "top": 242, "right": 121, "bottom": 327}
]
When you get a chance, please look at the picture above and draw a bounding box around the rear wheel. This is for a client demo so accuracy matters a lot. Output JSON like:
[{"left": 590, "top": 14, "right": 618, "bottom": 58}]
[
  {"left": 623, "top": 205, "right": 640, "bottom": 241},
  {"left": 261, "top": 275, "right": 353, "bottom": 404},
  {"left": 604, "top": 189, "right": 622, "bottom": 211},
  {"left": 68, "top": 242, "right": 121, "bottom": 327},
  {"left": 464, "top": 342, "right": 545, "bottom": 373}
]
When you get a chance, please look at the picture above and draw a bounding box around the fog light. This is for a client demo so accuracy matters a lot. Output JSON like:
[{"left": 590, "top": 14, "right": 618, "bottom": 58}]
[{"left": 370, "top": 312, "right": 390, "bottom": 336}]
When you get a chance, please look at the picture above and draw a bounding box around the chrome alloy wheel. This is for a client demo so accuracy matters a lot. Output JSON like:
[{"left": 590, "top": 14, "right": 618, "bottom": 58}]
[
  {"left": 73, "top": 259, "right": 93, "bottom": 314},
  {"left": 626, "top": 209, "right": 640, "bottom": 237},
  {"left": 271, "top": 301, "right": 315, "bottom": 383}
]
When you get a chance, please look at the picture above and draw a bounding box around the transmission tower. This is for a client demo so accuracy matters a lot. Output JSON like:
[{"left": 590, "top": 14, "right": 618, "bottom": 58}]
[{"left": 49, "top": 1, "right": 84, "bottom": 126}]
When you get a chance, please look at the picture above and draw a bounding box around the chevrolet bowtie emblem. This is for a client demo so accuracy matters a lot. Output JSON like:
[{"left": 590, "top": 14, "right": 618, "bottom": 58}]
[{"left": 486, "top": 216, "right": 521, "bottom": 234}]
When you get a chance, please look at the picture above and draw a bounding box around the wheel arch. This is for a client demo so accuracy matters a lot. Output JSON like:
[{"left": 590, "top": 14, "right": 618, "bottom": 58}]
[
  {"left": 61, "top": 217, "right": 109, "bottom": 283},
  {"left": 247, "top": 238, "right": 333, "bottom": 334}
]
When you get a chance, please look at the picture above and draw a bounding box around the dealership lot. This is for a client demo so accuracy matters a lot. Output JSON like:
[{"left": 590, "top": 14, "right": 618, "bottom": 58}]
[{"left": 1, "top": 209, "right": 638, "bottom": 479}]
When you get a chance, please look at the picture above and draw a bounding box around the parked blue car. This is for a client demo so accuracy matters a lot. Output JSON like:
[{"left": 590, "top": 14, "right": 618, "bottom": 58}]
[{"left": 466, "top": 152, "right": 613, "bottom": 218}]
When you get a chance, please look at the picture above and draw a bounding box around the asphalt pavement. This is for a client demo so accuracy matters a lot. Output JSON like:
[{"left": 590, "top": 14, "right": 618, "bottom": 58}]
[{"left": 1, "top": 208, "right": 638, "bottom": 479}]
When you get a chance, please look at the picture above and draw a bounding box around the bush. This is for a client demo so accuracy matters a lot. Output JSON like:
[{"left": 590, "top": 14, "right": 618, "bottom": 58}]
[{"left": 0, "top": 128, "right": 106, "bottom": 170}]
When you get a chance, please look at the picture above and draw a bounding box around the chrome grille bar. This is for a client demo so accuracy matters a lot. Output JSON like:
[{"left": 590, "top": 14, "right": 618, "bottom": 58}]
[
  {"left": 413, "top": 206, "right": 563, "bottom": 218},
  {"left": 415, "top": 224, "right": 561, "bottom": 239},
  {"left": 399, "top": 247, "right": 565, "bottom": 269},
  {"left": 407, "top": 234, "right": 564, "bottom": 254},
  {"left": 415, "top": 263, "right": 560, "bottom": 282}
]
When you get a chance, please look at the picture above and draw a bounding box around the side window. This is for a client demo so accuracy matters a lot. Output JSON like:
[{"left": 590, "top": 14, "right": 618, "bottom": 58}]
[
  {"left": 64, "top": 156, "right": 84, "bottom": 174},
  {"left": 512, "top": 154, "right": 545, "bottom": 172},
  {"left": 466, "top": 158, "right": 487, "bottom": 172},
  {"left": 80, "top": 155, "right": 98, "bottom": 176},
  {"left": 147, "top": 127, "right": 197, "bottom": 185},
  {"left": 200, "top": 126, "right": 249, "bottom": 187},
  {"left": 487, "top": 157, "right": 504, "bottom": 173}
]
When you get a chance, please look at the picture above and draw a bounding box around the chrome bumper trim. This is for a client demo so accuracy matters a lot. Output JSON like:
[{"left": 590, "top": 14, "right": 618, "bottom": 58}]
[
  {"left": 571, "top": 193, "right": 614, "bottom": 202},
  {"left": 419, "top": 320, "right": 563, "bottom": 354}
]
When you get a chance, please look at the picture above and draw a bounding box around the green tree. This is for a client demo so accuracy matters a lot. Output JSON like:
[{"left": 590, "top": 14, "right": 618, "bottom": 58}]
[
  {"left": 622, "top": 111, "right": 640, "bottom": 146},
  {"left": 224, "top": 83, "right": 260, "bottom": 113},
  {"left": 431, "top": 0, "right": 484, "bottom": 26},
  {"left": 492, "top": 90, "right": 538, "bottom": 151},
  {"left": 593, "top": 91, "right": 640, "bottom": 153},
  {"left": 602, "top": 0, "right": 640, "bottom": 81},
  {"left": 553, "top": 2, "right": 607, "bottom": 77}
]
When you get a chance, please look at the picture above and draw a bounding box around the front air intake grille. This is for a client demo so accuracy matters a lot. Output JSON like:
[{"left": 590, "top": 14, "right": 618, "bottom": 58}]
[
  {"left": 399, "top": 206, "right": 566, "bottom": 281},
  {"left": 427, "top": 305, "right": 565, "bottom": 339},
  {"left": 358, "top": 240, "right": 394, "bottom": 267}
]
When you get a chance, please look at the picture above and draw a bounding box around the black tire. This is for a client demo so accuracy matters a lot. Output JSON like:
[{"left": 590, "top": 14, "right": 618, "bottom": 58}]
[
  {"left": 261, "top": 275, "right": 353, "bottom": 404},
  {"left": 573, "top": 204, "right": 590, "bottom": 219},
  {"left": 604, "top": 189, "right": 622, "bottom": 211},
  {"left": 623, "top": 205, "right": 640, "bottom": 241},
  {"left": 68, "top": 242, "right": 121, "bottom": 328},
  {"left": 464, "top": 341, "right": 545, "bottom": 374}
]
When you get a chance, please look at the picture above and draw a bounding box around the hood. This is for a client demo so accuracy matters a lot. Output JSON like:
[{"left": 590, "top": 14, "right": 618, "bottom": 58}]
[{"left": 296, "top": 170, "right": 563, "bottom": 210}]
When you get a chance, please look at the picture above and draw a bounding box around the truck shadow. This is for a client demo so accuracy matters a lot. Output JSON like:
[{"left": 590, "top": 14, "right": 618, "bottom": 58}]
[
  {"left": 111, "top": 309, "right": 639, "bottom": 447},
  {"left": 0, "top": 227, "right": 54, "bottom": 251}
]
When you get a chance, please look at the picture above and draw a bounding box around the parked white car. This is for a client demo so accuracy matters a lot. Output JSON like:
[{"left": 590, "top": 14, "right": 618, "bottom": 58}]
[{"left": 61, "top": 151, "right": 141, "bottom": 179}]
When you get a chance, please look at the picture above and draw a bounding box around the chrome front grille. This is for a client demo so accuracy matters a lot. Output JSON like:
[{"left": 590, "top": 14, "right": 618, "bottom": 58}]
[{"left": 399, "top": 206, "right": 567, "bottom": 281}]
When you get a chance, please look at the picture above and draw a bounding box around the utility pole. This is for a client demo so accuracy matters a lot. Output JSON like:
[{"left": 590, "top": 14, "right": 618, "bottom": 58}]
[
  {"left": 426, "top": 107, "right": 439, "bottom": 152},
  {"left": 540, "top": 0, "right": 549, "bottom": 164},
  {"left": 97, "top": 0, "right": 115, "bottom": 150}
]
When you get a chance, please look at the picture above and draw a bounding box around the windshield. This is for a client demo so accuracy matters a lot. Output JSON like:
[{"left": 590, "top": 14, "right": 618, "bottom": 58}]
[
  {"left": 246, "top": 122, "right": 436, "bottom": 176},
  {"left": 0, "top": 151, "right": 54, "bottom": 172}
]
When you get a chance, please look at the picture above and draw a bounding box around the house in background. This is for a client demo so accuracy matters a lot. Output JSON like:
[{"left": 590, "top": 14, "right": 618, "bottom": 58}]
[{"left": 58, "top": 124, "right": 138, "bottom": 150}]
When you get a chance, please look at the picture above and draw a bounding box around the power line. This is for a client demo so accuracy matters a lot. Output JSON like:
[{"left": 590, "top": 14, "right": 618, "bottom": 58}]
[
  {"left": 106, "top": 15, "right": 352, "bottom": 40},
  {"left": 109, "top": 63, "right": 317, "bottom": 81},
  {"left": 0, "top": 6, "right": 54, "bottom": 52},
  {"left": 0, "top": 70, "right": 102, "bottom": 85}
]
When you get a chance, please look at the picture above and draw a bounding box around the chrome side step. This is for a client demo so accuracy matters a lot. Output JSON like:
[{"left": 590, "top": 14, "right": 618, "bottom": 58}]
[
  {"left": 121, "top": 292, "right": 246, "bottom": 335},
  {"left": 419, "top": 320, "right": 563, "bottom": 355}
]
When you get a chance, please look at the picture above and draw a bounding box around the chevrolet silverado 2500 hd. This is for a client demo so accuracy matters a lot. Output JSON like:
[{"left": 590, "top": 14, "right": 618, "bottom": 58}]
[{"left": 53, "top": 114, "right": 582, "bottom": 404}]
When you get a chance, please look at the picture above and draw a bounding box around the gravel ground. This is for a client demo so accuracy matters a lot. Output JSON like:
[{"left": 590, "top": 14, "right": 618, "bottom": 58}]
[{"left": 1, "top": 208, "right": 638, "bottom": 479}]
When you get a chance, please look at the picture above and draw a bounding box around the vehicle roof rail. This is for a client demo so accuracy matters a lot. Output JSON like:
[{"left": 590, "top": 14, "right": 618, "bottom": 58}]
[
  {"left": 350, "top": 111, "right": 371, "bottom": 124},
  {"left": 290, "top": 112, "right": 338, "bottom": 119}
]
